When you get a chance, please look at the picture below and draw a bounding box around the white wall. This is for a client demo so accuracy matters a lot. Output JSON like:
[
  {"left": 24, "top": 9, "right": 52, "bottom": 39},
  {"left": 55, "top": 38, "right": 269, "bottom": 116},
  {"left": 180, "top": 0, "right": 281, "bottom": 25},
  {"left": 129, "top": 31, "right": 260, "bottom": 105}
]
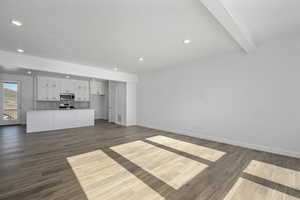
[
  {"left": 0, "top": 73, "right": 34, "bottom": 124},
  {"left": 117, "top": 82, "right": 127, "bottom": 125},
  {"left": 138, "top": 37, "right": 300, "bottom": 158},
  {"left": 126, "top": 82, "right": 137, "bottom": 126}
]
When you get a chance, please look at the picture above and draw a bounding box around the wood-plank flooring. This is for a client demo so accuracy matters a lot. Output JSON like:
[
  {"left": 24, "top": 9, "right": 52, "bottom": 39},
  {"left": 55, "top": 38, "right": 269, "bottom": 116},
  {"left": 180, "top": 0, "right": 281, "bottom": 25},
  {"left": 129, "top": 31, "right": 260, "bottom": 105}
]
[
  {"left": 110, "top": 140, "right": 207, "bottom": 190},
  {"left": 146, "top": 135, "right": 225, "bottom": 162},
  {"left": 0, "top": 120, "right": 300, "bottom": 200},
  {"left": 67, "top": 150, "right": 163, "bottom": 200},
  {"left": 224, "top": 178, "right": 299, "bottom": 200}
]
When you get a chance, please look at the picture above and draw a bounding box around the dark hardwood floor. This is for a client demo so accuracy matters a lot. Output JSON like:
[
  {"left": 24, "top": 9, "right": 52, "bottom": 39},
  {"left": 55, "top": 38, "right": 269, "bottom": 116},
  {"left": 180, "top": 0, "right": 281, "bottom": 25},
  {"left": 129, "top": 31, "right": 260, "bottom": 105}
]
[{"left": 0, "top": 120, "right": 300, "bottom": 200}]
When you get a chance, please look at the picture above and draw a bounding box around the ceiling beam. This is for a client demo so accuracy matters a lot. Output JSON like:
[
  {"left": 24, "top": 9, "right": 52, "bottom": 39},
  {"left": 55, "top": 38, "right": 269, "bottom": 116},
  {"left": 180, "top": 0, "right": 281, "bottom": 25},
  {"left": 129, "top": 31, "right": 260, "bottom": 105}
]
[
  {"left": 0, "top": 50, "right": 138, "bottom": 83},
  {"left": 200, "top": 0, "right": 256, "bottom": 53}
]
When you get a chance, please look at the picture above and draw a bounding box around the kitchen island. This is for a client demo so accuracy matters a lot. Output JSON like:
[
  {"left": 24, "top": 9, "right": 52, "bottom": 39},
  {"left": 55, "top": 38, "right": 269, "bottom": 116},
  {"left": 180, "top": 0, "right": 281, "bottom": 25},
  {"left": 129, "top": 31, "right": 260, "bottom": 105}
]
[{"left": 26, "top": 109, "right": 95, "bottom": 133}]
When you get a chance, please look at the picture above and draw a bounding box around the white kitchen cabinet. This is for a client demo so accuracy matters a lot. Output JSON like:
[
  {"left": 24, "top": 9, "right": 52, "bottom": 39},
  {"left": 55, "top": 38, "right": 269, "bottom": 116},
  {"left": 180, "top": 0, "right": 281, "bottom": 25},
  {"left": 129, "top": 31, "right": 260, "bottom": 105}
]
[
  {"left": 52, "top": 110, "right": 77, "bottom": 130},
  {"left": 74, "top": 81, "right": 81, "bottom": 101},
  {"left": 26, "top": 109, "right": 95, "bottom": 133},
  {"left": 74, "top": 81, "right": 89, "bottom": 102},
  {"left": 27, "top": 110, "right": 54, "bottom": 132},
  {"left": 37, "top": 76, "right": 90, "bottom": 102},
  {"left": 61, "top": 79, "right": 75, "bottom": 94},
  {"left": 81, "top": 81, "right": 90, "bottom": 101},
  {"left": 37, "top": 77, "right": 61, "bottom": 101},
  {"left": 91, "top": 80, "right": 105, "bottom": 95},
  {"left": 37, "top": 77, "right": 49, "bottom": 101},
  {"left": 49, "top": 78, "right": 61, "bottom": 101},
  {"left": 74, "top": 81, "right": 83, "bottom": 101}
]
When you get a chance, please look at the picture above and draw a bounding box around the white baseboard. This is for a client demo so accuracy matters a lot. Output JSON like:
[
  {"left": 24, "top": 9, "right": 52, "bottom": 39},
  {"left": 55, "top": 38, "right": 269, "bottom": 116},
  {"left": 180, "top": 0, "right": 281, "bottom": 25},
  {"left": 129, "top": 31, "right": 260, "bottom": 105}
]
[
  {"left": 126, "top": 122, "right": 137, "bottom": 127},
  {"left": 138, "top": 123, "right": 300, "bottom": 159}
]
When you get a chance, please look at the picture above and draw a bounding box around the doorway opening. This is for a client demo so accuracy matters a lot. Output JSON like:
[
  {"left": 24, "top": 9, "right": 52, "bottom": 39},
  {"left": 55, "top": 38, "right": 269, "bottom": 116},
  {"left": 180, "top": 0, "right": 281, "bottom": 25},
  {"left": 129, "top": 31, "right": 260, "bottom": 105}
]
[{"left": 0, "top": 81, "right": 21, "bottom": 125}]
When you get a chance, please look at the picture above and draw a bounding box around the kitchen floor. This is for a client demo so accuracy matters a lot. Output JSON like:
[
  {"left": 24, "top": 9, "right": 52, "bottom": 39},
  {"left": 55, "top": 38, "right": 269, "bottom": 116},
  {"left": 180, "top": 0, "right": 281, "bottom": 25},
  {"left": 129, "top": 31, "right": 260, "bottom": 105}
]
[{"left": 0, "top": 120, "right": 300, "bottom": 200}]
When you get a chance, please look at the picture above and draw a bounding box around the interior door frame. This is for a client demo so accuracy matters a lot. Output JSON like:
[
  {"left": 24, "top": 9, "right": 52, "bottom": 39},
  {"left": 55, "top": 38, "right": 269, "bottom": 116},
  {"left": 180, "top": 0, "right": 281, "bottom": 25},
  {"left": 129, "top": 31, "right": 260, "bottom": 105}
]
[
  {"left": 0, "top": 80, "right": 22, "bottom": 125},
  {"left": 108, "top": 81, "right": 126, "bottom": 126},
  {"left": 108, "top": 81, "right": 117, "bottom": 123}
]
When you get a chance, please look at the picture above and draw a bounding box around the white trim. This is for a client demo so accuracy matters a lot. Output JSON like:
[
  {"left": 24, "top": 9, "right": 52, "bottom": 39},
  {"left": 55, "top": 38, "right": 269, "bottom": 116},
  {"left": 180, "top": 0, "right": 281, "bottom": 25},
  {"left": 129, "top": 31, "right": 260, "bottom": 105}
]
[
  {"left": 138, "top": 123, "right": 300, "bottom": 159},
  {"left": 0, "top": 80, "right": 22, "bottom": 125}
]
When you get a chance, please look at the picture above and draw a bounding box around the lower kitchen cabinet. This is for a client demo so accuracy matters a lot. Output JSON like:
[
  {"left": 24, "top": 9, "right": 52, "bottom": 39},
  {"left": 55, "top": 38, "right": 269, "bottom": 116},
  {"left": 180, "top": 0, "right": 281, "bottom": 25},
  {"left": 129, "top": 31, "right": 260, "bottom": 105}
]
[{"left": 26, "top": 109, "right": 95, "bottom": 133}]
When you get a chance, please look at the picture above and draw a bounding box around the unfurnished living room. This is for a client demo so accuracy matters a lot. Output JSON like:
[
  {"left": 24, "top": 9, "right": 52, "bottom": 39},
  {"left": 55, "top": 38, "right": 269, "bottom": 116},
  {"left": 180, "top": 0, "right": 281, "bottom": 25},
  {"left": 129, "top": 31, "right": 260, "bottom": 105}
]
[{"left": 0, "top": 0, "right": 300, "bottom": 200}]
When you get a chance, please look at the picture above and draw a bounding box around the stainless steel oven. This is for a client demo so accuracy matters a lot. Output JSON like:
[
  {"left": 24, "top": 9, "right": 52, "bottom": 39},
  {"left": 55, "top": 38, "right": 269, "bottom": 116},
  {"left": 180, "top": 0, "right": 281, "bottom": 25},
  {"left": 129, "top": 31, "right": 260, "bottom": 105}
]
[{"left": 59, "top": 93, "right": 75, "bottom": 109}]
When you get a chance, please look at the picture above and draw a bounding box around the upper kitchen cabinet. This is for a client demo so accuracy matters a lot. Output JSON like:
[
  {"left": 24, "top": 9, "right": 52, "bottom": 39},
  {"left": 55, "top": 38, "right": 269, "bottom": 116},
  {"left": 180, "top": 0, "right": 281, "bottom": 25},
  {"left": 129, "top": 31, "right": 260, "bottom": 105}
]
[
  {"left": 74, "top": 80, "right": 89, "bottom": 102},
  {"left": 61, "top": 79, "right": 74, "bottom": 94},
  {"left": 37, "top": 76, "right": 50, "bottom": 101},
  {"left": 37, "top": 77, "right": 61, "bottom": 101},
  {"left": 81, "top": 81, "right": 90, "bottom": 101},
  {"left": 90, "top": 80, "right": 105, "bottom": 95},
  {"left": 36, "top": 76, "right": 90, "bottom": 102},
  {"left": 49, "top": 78, "right": 61, "bottom": 101}
]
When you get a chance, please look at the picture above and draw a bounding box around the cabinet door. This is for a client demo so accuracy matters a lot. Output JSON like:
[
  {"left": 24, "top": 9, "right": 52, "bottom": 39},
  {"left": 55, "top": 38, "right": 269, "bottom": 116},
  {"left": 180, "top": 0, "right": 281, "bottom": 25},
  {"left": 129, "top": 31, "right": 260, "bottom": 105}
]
[
  {"left": 68, "top": 80, "right": 75, "bottom": 94},
  {"left": 90, "top": 80, "right": 97, "bottom": 95},
  {"left": 37, "top": 77, "right": 49, "bottom": 101},
  {"left": 74, "top": 81, "right": 83, "bottom": 101},
  {"left": 91, "top": 81, "right": 105, "bottom": 95},
  {"left": 52, "top": 111, "right": 76, "bottom": 130},
  {"left": 61, "top": 79, "right": 74, "bottom": 94},
  {"left": 49, "top": 78, "right": 61, "bottom": 101},
  {"left": 97, "top": 81, "right": 105, "bottom": 95},
  {"left": 60, "top": 79, "right": 66, "bottom": 93},
  {"left": 82, "top": 81, "right": 89, "bottom": 101},
  {"left": 27, "top": 111, "right": 53, "bottom": 132},
  {"left": 61, "top": 79, "right": 71, "bottom": 93}
]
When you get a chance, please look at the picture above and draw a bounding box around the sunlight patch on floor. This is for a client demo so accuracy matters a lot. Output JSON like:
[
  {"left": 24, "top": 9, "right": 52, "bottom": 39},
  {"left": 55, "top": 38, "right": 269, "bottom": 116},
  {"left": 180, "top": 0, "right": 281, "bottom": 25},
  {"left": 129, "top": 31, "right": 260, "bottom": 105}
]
[
  {"left": 244, "top": 160, "right": 300, "bottom": 190},
  {"left": 67, "top": 150, "right": 164, "bottom": 200},
  {"left": 224, "top": 177, "right": 299, "bottom": 200},
  {"left": 146, "top": 135, "right": 226, "bottom": 162},
  {"left": 110, "top": 141, "right": 207, "bottom": 189}
]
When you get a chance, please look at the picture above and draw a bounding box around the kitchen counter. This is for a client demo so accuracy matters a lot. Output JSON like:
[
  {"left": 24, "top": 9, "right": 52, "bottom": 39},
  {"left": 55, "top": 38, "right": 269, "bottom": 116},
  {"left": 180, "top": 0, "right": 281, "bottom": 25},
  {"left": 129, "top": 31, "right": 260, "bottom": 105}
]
[
  {"left": 29, "top": 108, "right": 92, "bottom": 111},
  {"left": 26, "top": 109, "right": 95, "bottom": 133}
]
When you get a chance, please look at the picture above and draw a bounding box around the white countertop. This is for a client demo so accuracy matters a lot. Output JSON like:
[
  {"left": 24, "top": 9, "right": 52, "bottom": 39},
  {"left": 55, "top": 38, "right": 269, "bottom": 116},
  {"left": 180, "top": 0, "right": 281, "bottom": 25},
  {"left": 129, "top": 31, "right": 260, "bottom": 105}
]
[{"left": 28, "top": 109, "right": 95, "bottom": 112}]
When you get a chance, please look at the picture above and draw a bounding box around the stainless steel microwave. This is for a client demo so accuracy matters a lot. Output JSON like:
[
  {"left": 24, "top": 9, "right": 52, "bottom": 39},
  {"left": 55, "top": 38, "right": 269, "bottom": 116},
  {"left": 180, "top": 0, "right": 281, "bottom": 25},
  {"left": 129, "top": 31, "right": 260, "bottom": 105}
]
[{"left": 60, "top": 93, "right": 75, "bottom": 101}]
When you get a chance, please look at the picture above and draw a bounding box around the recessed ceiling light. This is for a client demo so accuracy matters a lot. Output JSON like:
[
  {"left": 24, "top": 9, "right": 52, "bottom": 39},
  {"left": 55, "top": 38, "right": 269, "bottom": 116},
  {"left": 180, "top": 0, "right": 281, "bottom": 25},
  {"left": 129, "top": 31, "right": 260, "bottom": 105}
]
[
  {"left": 138, "top": 57, "right": 144, "bottom": 62},
  {"left": 183, "top": 39, "right": 191, "bottom": 44},
  {"left": 11, "top": 20, "right": 22, "bottom": 26},
  {"left": 65, "top": 75, "right": 70, "bottom": 79},
  {"left": 27, "top": 70, "right": 32, "bottom": 75},
  {"left": 17, "top": 49, "right": 24, "bottom": 53},
  {"left": 113, "top": 67, "right": 118, "bottom": 71}
]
